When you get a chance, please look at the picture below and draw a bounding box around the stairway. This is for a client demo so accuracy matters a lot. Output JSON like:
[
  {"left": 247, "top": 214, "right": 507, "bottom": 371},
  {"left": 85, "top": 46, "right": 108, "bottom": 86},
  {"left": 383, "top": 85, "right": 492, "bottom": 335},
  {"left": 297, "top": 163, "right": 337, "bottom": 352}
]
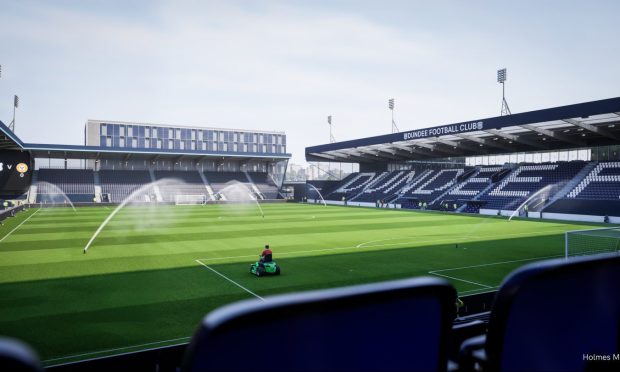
[
  {"left": 93, "top": 171, "right": 102, "bottom": 202},
  {"left": 542, "top": 161, "right": 598, "bottom": 208},
  {"left": 198, "top": 171, "right": 216, "bottom": 201},
  {"left": 28, "top": 171, "right": 38, "bottom": 203}
]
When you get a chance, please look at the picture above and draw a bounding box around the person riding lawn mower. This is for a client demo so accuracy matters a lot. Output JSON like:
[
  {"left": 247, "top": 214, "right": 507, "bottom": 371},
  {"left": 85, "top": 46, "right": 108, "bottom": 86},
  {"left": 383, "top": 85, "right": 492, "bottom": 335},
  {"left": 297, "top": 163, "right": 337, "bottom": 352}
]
[{"left": 250, "top": 244, "right": 281, "bottom": 277}]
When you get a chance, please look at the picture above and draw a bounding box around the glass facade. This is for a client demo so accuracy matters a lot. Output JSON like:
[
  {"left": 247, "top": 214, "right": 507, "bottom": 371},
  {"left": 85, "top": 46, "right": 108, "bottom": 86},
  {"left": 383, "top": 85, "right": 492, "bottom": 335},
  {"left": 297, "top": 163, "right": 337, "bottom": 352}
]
[{"left": 95, "top": 122, "right": 287, "bottom": 155}]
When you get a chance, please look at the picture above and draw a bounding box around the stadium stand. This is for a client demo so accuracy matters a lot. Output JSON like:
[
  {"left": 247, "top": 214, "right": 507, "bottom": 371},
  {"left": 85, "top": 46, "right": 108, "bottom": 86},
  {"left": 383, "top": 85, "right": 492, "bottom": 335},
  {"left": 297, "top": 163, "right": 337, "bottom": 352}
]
[
  {"left": 566, "top": 161, "right": 620, "bottom": 199},
  {"left": 476, "top": 162, "right": 586, "bottom": 210},
  {"left": 183, "top": 277, "right": 455, "bottom": 372},
  {"left": 460, "top": 254, "right": 620, "bottom": 371},
  {"left": 325, "top": 172, "right": 378, "bottom": 201},
  {"left": 154, "top": 170, "right": 208, "bottom": 202},
  {"left": 36, "top": 169, "right": 95, "bottom": 203},
  {"left": 205, "top": 171, "right": 258, "bottom": 200},
  {"left": 352, "top": 170, "right": 417, "bottom": 202},
  {"left": 99, "top": 170, "right": 152, "bottom": 203},
  {"left": 246, "top": 172, "right": 280, "bottom": 199},
  {"left": 448, "top": 166, "right": 504, "bottom": 197}
]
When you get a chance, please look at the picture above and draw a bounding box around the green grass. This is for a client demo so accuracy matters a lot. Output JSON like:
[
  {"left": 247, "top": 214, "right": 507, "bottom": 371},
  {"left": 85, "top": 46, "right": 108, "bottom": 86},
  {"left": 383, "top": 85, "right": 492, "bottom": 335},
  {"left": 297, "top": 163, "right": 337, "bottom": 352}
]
[{"left": 0, "top": 203, "right": 611, "bottom": 365}]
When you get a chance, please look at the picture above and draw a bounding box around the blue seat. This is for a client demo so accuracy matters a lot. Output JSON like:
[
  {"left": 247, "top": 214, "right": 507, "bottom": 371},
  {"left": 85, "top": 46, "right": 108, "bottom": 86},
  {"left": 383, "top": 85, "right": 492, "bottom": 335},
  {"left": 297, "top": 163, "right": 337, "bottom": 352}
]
[
  {"left": 184, "top": 277, "right": 456, "bottom": 371},
  {"left": 483, "top": 254, "right": 620, "bottom": 371},
  {"left": 0, "top": 337, "right": 42, "bottom": 372}
]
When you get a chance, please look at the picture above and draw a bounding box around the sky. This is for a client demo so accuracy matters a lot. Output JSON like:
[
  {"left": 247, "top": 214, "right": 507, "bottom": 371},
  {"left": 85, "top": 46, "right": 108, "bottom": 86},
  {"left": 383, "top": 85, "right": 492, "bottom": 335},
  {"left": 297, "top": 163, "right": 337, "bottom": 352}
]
[{"left": 1, "top": 0, "right": 619, "bottom": 165}]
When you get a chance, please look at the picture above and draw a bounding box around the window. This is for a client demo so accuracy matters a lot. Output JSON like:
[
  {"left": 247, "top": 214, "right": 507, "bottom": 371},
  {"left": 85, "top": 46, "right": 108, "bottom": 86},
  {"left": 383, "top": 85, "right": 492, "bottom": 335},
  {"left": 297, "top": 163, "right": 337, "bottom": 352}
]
[
  {"left": 180, "top": 141, "right": 185, "bottom": 150},
  {"left": 157, "top": 139, "right": 162, "bottom": 149},
  {"left": 145, "top": 127, "right": 151, "bottom": 138},
  {"left": 243, "top": 143, "right": 248, "bottom": 152},
  {"left": 132, "top": 138, "right": 137, "bottom": 148},
  {"left": 144, "top": 140, "right": 150, "bottom": 149},
  {"left": 191, "top": 141, "right": 196, "bottom": 150},
  {"left": 128, "top": 127, "right": 133, "bottom": 137},
  {"left": 175, "top": 129, "right": 181, "bottom": 139},
  {"left": 169, "top": 128, "right": 174, "bottom": 138},
  {"left": 234, "top": 143, "right": 238, "bottom": 152},
  {"left": 198, "top": 131, "right": 202, "bottom": 140},
  {"left": 202, "top": 142, "right": 207, "bottom": 150},
  {"left": 120, "top": 126, "right": 126, "bottom": 136},
  {"left": 120, "top": 138, "right": 125, "bottom": 147},
  {"left": 106, "top": 137, "right": 112, "bottom": 147},
  {"left": 101, "top": 124, "right": 107, "bottom": 136},
  {"left": 191, "top": 130, "right": 196, "bottom": 140},
  {"left": 168, "top": 140, "right": 174, "bottom": 149},
  {"left": 223, "top": 143, "right": 228, "bottom": 152}
]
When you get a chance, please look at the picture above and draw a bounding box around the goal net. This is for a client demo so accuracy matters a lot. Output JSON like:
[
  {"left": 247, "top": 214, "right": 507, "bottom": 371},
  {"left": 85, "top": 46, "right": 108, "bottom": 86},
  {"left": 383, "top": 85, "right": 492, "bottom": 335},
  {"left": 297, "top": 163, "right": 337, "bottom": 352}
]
[
  {"left": 565, "top": 227, "right": 620, "bottom": 259},
  {"left": 174, "top": 194, "right": 207, "bottom": 205}
]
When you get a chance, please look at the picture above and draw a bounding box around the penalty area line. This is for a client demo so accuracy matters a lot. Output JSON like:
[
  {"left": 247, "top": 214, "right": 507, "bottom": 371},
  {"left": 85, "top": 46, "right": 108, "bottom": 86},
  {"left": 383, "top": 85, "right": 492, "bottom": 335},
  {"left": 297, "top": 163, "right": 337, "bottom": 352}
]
[
  {"left": 195, "top": 259, "right": 265, "bottom": 301},
  {"left": 0, "top": 208, "right": 40, "bottom": 243}
]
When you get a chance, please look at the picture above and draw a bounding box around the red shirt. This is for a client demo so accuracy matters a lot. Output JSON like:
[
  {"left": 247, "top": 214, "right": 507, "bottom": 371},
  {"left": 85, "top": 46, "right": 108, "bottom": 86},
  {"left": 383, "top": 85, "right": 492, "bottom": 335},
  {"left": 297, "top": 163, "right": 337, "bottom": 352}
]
[{"left": 262, "top": 249, "right": 272, "bottom": 257}]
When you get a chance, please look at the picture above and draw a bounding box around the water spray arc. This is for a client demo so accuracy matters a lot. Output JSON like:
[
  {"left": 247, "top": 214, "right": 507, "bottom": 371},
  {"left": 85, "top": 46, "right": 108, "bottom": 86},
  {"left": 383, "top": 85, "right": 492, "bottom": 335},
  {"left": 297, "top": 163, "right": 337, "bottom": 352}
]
[
  {"left": 508, "top": 184, "right": 554, "bottom": 221},
  {"left": 36, "top": 181, "right": 77, "bottom": 213},
  {"left": 306, "top": 184, "right": 327, "bottom": 206},
  {"left": 83, "top": 179, "right": 174, "bottom": 253}
]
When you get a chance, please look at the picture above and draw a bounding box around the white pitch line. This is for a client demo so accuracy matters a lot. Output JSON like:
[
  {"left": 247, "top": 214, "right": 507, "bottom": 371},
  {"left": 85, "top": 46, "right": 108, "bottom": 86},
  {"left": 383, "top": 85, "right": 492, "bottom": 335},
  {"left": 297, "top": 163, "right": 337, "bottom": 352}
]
[
  {"left": 0, "top": 208, "right": 40, "bottom": 243},
  {"left": 458, "top": 287, "right": 499, "bottom": 295},
  {"left": 429, "top": 254, "right": 564, "bottom": 273},
  {"left": 42, "top": 336, "right": 190, "bottom": 364},
  {"left": 195, "top": 259, "right": 265, "bottom": 301},
  {"left": 430, "top": 272, "right": 493, "bottom": 289}
]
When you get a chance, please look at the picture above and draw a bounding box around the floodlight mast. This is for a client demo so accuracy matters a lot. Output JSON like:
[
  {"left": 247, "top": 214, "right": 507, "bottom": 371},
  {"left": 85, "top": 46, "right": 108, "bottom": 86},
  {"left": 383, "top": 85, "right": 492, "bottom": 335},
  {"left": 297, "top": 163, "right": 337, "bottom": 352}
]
[
  {"left": 497, "top": 68, "right": 511, "bottom": 116},
  {"left": 9, "top": 95, "right": 18, "bottom": 132},
  {"left": 327, "top": 115, "right": 335, "bottom": 143},
  {"left": 389, "top": 98, "right": 399, "bottom": 133}
]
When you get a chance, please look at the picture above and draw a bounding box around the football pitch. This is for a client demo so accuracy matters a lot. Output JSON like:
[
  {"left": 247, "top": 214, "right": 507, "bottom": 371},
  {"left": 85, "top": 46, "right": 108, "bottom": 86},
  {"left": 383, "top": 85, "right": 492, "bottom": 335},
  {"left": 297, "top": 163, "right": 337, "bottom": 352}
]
[{"left": 0, "top": 203, "right": 609, "bottom": 365}]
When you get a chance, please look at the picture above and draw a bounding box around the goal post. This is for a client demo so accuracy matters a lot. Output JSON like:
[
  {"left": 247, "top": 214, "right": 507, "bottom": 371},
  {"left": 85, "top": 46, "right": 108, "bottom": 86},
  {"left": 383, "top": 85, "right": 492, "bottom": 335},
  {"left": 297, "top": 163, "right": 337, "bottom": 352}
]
[
  {"left": 174, "top": 194, "right": 207, "bottom": 205},
  {"left": 565, "top": 227, "right": 620, "bottom": 259}
]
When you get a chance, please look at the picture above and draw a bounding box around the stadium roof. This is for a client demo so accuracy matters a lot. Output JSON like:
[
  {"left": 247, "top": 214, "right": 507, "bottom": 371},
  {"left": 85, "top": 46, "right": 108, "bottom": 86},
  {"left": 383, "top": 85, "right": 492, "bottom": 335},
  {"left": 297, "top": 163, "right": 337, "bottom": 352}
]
[
  {"left": 0, "top": 121, "right": 291, "bottom": 162},
  {"left": 305, "top": 97, "right": 620, "bottom": 163}
]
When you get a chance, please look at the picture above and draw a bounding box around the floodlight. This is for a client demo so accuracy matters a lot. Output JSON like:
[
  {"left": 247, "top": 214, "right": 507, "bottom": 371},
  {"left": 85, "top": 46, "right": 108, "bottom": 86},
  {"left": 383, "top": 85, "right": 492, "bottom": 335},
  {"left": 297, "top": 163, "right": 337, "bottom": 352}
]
[
  {"left": 327, "top": 115, "right": 332, "bottom": 125},
  {"left": 388, "top": 98, "right": 395, "bottom": 110},
  {"left": 14, "top": 95, "right": 19, "bottom": 108},
  {"left": 497, "top": 68, "right": 507, "bottom": 83}
]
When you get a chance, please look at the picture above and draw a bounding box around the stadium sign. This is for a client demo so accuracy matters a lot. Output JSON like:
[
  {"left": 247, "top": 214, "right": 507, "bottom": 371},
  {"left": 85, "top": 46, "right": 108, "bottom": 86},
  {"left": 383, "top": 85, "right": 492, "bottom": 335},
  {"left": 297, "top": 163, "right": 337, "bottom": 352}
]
[{"left": 403, "top": 121, "right": 484, "bottom": 140}]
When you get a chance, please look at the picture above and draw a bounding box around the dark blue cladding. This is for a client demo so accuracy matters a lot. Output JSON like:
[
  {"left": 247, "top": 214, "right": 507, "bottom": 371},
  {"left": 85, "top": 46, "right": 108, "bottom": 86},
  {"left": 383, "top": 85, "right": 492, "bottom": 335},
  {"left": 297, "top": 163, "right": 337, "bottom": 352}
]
[{"left": 305, "top": 97, "right": 620, "bottom": 158}]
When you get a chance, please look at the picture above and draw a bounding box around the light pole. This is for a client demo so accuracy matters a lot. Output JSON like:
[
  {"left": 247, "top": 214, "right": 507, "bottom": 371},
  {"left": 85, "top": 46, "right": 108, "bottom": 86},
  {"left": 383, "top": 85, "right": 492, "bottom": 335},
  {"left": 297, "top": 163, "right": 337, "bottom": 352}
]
[
  {"left": 389, "top": 98, "right": 399, "bottom": 133},
  {"left": 498, "top": 68, "right": 511, "bottom": 116},
  {"left": 9, "top": 95, "right": 18, "bottom": 132},
  {"left": 327, "top": 115, "right": 335, "bottom": 143}
]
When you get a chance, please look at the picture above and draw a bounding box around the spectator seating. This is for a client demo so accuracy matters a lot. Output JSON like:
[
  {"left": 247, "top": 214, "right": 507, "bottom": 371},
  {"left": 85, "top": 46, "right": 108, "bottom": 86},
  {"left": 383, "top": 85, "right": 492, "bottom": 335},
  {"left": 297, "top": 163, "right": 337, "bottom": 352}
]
[
  {"left": 154, "top": 170, "right": 208, "bottom": 202},
  {"left": 0, "top": 337, "right": 42, "bottom": 372},
  {"left": 566, "top": 161, "right": 620, "bottom": 200},
  {"left": 353, "top": 171, "right": 417, "bottom": 202},
  {"left": 449, "top": 166, "right": 503, "bottom": 197},
  {"left": 398, "top": 168, "right": 464, "bottom": 203},
  {"left": 36, "top": 169, "right": 95, "bottom": 203},
  {"left": 246, "top": 172, "right": 280, "bottom": 199},
  {"left": 477, "top": 162, "right": 586, "bottom": 210},
  {"left": 461, "top": 254, "right": 620, "bottom": 371},
  {"left": 183, "top": 277, "right": 456, "bottom": 371},
  {"left": 205, "top": 171, "right": 256, "bottom": 200},
  {"left": 99, "top": 170, "right": 152, "bottom": 203},
  {"left": 325, "top": 172, "right": 377, "bottom": 201}
]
